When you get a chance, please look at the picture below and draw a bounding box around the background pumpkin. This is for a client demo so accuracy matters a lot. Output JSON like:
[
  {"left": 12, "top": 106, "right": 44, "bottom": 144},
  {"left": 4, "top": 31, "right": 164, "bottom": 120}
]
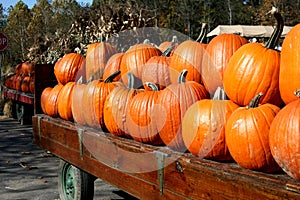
[
  {"left": 54, "top": 53, "right": 85, "bottom": 85},
  {"left": 201, "top": 33, "right": 248, "bottom": 95},
  {"left": 102, "top": 52, "right": 124, "bottom": 82},
  {"left": 225, "top": 93, "right": 281, "bottom": 172},
  {"left": 120, "top": 43, "right": 162, "bottom": 87},
  {"left": 85, "top": 42, "right": 118, "bottom": 81}
]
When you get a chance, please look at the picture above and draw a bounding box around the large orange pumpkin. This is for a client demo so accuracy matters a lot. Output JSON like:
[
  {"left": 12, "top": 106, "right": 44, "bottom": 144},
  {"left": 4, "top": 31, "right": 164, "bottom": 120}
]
[
  {"left": 85, "top": 42, "right": 118, "bottom": 81},
  {"left": 202, "top": 34, "right": 248, "bottom": 94},
  {"left": 157, "top": 70, "right": 210, "bottom": 152},
  {"left": 102, "top": 52, "right": 124, "bottom": 82},
  {"left": 223, "top": 7, "right": 284, "bottom": 107},
  {"left": 225, "top": 93, "right": 281, "bottom": 172},
  {"left": 40, "top": 87, "right": 53, "bottom": 114},
  {"left": 269, "top": 91, "right": 300, "bottom": 180},
  {"left": 54, "top": 53, "right": 85, "bottom": 85},
  {"left": 279, "top": 24, "right": 300, "bottom": 104},
  {"left": 182, "top": 87, "right": 239, "bottom": 161}
]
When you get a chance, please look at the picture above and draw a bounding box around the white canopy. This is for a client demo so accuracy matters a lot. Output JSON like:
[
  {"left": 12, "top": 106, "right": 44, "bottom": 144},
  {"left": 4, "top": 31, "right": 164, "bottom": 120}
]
[{"left": 207, "top": 25, "right": 293, "bottom": 37}]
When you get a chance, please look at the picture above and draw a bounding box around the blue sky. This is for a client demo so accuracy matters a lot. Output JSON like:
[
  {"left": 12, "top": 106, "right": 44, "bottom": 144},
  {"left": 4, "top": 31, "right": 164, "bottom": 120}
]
[{"left": 1, "top": 0, "right": 92, "bottom": 10}]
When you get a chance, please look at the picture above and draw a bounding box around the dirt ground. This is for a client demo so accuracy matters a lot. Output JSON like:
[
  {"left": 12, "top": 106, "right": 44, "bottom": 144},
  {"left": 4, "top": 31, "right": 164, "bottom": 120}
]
[{"left": 0, "top": 116, "right": 137, "bottom": 200}]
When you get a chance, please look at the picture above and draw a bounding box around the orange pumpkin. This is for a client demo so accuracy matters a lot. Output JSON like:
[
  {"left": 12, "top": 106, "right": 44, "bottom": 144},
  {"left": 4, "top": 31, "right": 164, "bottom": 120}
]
[
  {"left": 269, "top": 91, "right": 300, "bottom": 180},
  {"left": 157, "top": 70, "right": 210, "bottom": 152},
  {"left": 182, "top": 87, "right": 239, "bottom": 161},
  {"left": 40, "top": 87, "right": 53, "bottom": 114},
  {"left": 72, "top": 83, "right": 87, "bottom": 125},
  {"left": 279, "top": 24, "right": 300, "bottom": 104},
  {"left": 82, "top": 71, "right": 121, "bottom": 130},
  {"left": 225, "top": 93, "right": 281, "bottom": 172},
  {"left": 102, "top": 52, "right": 124, "bottom": 82},
  {"left": 54, "top": 53, "right": 85, "bottom": 85},
  {"left": 57, "top": 82, "right": 75, "bottom": 121},
  {"left": 45, "top": 84, "right": 64, "bottom": 117},
  {"left": 223, "top": 7, "right": 284, "bottom": 107},
  {"left": 202, "top": 33, "right": 248, "bottom": 94},
  {"left": 85, "top": 42, "right": 118, "bottom": 81},
  {"left": 120, "top": 43, "right": 162, "bottom": 86}
]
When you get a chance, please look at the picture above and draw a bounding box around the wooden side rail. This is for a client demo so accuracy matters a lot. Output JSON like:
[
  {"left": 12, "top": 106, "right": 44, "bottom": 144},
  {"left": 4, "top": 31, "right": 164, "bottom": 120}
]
[{"left": 32, "top": 114, "right": 300, "bottom": 200}]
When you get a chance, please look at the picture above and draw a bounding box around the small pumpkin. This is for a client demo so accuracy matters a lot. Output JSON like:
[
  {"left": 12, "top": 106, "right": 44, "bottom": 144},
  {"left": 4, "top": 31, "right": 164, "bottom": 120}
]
[
  {"left": 45, "top": 84, "right": 64, "bottom": 117},
  {"left": 40, "top": 87, "right": 53, "bottom": 114},
  {"left": 21, "top": 76, "right": 31, "bottom": 93},
  {"left": 225, "top": 93, "right": 281, "bottom": 172},
  {"left": 57, "top": 82, "right": 75, "bottom": 121}
]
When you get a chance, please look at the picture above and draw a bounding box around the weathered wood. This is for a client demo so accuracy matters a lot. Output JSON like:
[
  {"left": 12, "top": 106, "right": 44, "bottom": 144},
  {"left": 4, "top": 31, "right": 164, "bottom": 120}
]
[
  {"left": 3, "top": 86, "right": 34, "bottom": 104},
  {"left": 32, "top": 115, "right": 300, "bottom": 200}
]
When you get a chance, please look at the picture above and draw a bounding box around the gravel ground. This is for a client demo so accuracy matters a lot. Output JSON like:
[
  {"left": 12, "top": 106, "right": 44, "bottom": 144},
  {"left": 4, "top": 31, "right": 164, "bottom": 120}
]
[{"left": 0, "top": 116, "right": 137, "bottom": 200}]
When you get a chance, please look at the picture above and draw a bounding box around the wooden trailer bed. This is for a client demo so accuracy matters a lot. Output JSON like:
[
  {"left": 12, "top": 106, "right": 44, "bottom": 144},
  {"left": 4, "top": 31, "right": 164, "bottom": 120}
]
[{"left": 32, "top": 114, "right": 300, "bottom": 200}]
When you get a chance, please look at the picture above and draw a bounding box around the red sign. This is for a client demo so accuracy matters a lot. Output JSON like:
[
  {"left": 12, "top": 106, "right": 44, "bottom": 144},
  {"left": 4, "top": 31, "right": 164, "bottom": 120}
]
[{"left": 0, "top": 32, "right": 8, "bottom": 51}]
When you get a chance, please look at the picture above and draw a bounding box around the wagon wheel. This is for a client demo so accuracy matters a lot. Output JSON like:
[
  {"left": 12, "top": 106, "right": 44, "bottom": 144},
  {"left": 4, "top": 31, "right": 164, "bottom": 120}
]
[{"left": 58, "top": 160, "right": 96, "bottom": 200}]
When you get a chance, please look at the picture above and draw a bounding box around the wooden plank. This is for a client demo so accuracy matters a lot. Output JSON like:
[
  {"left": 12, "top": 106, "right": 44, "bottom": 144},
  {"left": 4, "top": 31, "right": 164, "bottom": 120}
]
[
  {"left": 3, "top": 86, "right": 34, "bottom": 104},
  {"left": 32, "top": 115, "right": 300, "bottom": 200}
]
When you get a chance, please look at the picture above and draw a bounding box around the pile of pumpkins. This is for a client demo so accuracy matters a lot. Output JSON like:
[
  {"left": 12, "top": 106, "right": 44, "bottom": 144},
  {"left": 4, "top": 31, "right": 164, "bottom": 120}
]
[
  {"left": 41, "top": 7, "right": 300, "bottom": 182},
  {"left": 4, "top": 61, "right": 35, "bottom": 94}
]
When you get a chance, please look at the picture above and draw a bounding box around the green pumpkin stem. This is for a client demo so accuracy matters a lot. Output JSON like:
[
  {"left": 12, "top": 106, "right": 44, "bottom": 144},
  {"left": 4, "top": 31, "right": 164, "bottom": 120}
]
[
  {"left": 265, "top": 7, "right": 284, "bottom": 49},
  {"left": 196, "top": 23, "right": 208, "bottom": 43},
  {"left": 127, "top": 72, "right": 135, "bottom": 89},
  {"left": 104, "top": 70, "right": 121, "bottom": 83},
  {"left": 178, "top": 69, "right": 188, "bottom": 83},
  {"left": 247, "top": 92, "right": 263, "bottom": 109},
  {"left": 144, "top": 82, "right": 159, "bottom": 91}
]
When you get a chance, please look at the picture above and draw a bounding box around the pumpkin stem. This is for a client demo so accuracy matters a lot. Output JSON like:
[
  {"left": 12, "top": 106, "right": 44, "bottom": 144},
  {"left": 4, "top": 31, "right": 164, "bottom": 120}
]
[
  {"left": 293, "top": 90, "right": 300, "bottom": 98},
  {"left": 265, "top": 7, "right": 284, "bottom": 49},
  {"left": 162, "top": 43, "right": 175, "bottom": 57},
  {"left": 127, "top": 72, "right": 135, "bottom": 89},
  {"left": 212, "top": 86, "right": 228, "bottom": 100},
  {"left": 178, "top": 69, "right": 188, "bottom": 83},
  {"left": 247, "top": 92, "right": 263, "bottom": 109},
  {"left": 196, "top": 23, "right": 208, "bottom": 43},
  {"left": 144, "top": 82, "right": 159, "bottom": 91},
  {"left": 104, "top": 70, "right": 121, "bottom": 83}
]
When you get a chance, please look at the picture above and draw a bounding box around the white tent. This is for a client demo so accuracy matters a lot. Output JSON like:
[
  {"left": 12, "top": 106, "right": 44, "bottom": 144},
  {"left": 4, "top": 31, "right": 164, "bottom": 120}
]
[{"left": 207, "top": 25, "right": 293, "bottom": 38}]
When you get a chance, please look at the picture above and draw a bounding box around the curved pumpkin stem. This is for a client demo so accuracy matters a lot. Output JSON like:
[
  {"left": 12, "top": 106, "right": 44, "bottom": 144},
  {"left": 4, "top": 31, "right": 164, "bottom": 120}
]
[
  {"left": 127, "top": 72, "right": 135, "bottom": 89},
  {"left": 144, "top": 82, "right": 159, "bottom": 91},
  {"left": 178, "top": 69, "right": 188, "bottom": 83},
  {"left": 265, "top": 7, "right": 284, "bottom": 49},
  {"left": 212, "top": 86, "right": 228, "bottom": 100},
  {"left": 196, "top": 23, "right": 208, "bottom": 43},
  {"left": 247, "top": 92, "right": 263, "bottom": 109},
  {"left": 104, "top": 70, "right": 121, "bottom": 83},
  {"left": 161, "top": 36, "right": 178, "bottom": 57}
]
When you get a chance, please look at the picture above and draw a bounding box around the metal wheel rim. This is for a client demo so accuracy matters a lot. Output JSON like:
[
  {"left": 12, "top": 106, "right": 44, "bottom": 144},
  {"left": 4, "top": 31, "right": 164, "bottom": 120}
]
[{"left": 61, "top": 163, "right": 75, "bottom": 200}]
